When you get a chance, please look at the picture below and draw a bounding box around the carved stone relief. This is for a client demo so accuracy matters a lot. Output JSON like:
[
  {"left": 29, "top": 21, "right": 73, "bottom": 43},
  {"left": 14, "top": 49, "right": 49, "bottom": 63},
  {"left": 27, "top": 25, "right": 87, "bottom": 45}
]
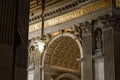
[
  {"left": 28, "top": 36, "right": 45, "bottom": 67},
  {"left": 99, "top": 14, "right": 120, "bottom": 30},
  {"left": 73, "top": 25, "right": 82, "bottom": 42},
  {"left": 78, "top": 21, "right": 93, "bottom": 35}
]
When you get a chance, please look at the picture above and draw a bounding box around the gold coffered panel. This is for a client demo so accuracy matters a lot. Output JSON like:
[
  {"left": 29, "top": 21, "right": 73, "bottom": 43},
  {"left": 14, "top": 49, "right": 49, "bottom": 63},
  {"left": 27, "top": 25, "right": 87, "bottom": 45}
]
[{"left": 44, "top": 36, "right": 80, "bottom": 72}]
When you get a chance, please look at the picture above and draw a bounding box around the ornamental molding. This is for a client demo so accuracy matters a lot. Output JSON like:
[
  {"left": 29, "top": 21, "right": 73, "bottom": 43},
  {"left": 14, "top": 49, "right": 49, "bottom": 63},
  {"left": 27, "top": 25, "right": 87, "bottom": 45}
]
[
  {"left": 29, "top": 0, "right": 112, "bottom": 32},
  {"left": 99, "top": 14, "right": 120, "bottom": 30},
  {"left": 29, "top": 0, "right": 90, "bottom": 24}
]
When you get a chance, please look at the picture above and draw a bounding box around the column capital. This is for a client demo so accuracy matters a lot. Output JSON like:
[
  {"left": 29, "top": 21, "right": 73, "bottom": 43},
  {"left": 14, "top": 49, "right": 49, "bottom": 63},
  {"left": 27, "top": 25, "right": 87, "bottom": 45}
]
[{"left": 78, "top": 21, "right": 93, "bottom": 35}]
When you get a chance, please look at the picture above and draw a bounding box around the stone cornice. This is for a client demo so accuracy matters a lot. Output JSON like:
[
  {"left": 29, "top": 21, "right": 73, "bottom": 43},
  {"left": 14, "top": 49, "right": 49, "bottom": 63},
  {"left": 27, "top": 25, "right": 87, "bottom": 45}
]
[
  {"left": 29, "top": 0, "right": 112, "bottom": 33},
  {"left": 29, "top": 0, "right": 90, "bottom": 24}
]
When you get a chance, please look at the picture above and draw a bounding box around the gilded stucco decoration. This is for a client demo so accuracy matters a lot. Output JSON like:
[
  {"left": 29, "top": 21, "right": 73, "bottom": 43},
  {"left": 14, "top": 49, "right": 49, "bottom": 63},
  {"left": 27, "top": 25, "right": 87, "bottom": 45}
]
[
  {"left": 44, "top": 36, "right": 80, "bottom": 72},
  {"left": 29, "top": 0, "right": 112, "bottom": 32},
  {"left": 28, "top": 45, "right": 35, "bottom": 66},
  {"left": 28, "top": 37, "right": 44, "bottom": 67}
]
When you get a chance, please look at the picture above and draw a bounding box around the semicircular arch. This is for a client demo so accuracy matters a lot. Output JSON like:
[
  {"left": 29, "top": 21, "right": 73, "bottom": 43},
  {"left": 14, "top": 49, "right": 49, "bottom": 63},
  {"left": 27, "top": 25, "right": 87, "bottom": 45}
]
[{"left": 42, "top": 33, "right": 83, "bottom": 72}]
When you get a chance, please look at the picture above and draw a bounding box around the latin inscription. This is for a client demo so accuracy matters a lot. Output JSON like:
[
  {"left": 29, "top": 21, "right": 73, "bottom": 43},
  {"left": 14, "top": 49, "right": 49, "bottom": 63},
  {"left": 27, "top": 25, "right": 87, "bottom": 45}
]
[{"left": 29, "top": 0, "right": 112, "bottom": 32}]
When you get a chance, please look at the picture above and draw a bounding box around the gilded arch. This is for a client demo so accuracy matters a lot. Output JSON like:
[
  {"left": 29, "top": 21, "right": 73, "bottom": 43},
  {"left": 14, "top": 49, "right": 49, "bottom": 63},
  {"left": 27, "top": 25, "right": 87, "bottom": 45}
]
[{"left": 42, "top": 33, "right": 83, "bottom": 72}]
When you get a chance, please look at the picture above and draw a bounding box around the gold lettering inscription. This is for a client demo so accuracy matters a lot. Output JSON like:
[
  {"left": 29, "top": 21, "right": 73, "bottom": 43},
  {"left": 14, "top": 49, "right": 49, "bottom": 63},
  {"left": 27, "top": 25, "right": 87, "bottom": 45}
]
[{"left": 29, "top": 0, "right": 112, "bottom": 32}]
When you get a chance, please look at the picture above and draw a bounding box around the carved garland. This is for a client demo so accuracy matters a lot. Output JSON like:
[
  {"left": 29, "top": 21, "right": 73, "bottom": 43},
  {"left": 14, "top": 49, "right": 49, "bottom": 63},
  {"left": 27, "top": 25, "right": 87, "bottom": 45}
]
[{"left": 99, "top": 14, "right": 120, "bottom": 31}]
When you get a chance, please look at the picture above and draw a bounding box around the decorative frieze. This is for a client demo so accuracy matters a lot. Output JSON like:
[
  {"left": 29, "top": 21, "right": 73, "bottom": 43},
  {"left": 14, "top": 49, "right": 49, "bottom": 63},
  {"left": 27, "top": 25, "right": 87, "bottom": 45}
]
[
  {"left": 29, "top": 0, "right": 90, "bottom": 23},
  {"left": 29, "top": 0, "right": 112, "bottom": 32}
]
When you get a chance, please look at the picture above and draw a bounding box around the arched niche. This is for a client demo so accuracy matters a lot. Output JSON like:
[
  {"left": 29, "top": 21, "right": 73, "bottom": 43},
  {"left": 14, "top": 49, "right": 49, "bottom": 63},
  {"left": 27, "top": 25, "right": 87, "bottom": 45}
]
[
  {"left": 92, "top": 27, "right": 104, "bottom": 80},
  {"left": 93, "top": 27, "right": 103, "bottom": 56}
]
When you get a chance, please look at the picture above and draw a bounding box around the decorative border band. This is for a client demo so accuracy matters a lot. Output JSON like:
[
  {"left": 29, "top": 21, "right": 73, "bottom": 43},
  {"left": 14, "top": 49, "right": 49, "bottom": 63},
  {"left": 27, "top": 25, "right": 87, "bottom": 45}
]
[{"left": 29, "top": 0, "right": 112, "bottom": 32}]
